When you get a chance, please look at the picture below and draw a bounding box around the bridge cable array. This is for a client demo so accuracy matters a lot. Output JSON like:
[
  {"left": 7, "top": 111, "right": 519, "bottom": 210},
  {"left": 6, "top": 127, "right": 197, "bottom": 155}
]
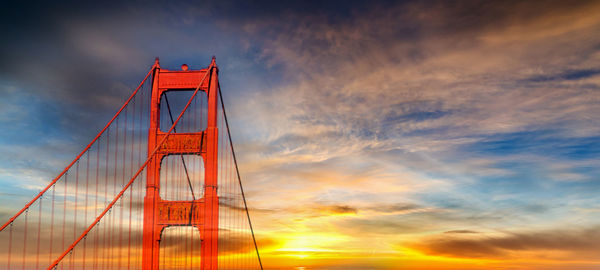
[
  {"left": 0, "top": 61, "right": 264, "bottom": 270},
  {"left": 218, "top": 83, "right": 264, "bottom": 270}
]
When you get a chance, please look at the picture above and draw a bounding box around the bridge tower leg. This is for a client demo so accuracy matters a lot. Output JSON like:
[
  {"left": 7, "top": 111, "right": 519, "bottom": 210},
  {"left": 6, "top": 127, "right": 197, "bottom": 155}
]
[{"left": 142, "top": 58, "right": 219, "bottom": 270}]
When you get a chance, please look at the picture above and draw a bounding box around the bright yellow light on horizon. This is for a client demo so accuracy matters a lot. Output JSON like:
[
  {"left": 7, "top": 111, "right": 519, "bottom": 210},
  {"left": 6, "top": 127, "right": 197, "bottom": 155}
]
[{"left": 271, "top": 232, "right": 348, "bottom": 259}]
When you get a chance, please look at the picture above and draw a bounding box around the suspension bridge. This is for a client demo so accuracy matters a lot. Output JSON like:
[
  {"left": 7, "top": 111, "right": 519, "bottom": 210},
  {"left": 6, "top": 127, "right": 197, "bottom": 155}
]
[{"left": 0, "top": 58, "right": 264, "bottom": 270}]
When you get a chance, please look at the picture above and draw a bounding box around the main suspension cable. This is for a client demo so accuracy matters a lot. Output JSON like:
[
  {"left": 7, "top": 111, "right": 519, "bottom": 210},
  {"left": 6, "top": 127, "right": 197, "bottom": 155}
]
[
  {"left": 0, "top": 66, "right": 155, "bottom": 232},
  {"left": 218, "top": 83, "right": 264, "bottom": 270}
]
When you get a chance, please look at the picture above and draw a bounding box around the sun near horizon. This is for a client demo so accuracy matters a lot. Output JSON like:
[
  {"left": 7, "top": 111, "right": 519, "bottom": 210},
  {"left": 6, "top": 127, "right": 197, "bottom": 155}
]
[{"left": 0, "top": 1, "right": 599, "bottom": 269}]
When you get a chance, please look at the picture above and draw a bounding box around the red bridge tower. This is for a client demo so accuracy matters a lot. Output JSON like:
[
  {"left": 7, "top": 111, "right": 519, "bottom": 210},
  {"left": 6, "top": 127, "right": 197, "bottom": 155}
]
[{"left": 142, "top": 58, "right": 220, "bottom": 269}]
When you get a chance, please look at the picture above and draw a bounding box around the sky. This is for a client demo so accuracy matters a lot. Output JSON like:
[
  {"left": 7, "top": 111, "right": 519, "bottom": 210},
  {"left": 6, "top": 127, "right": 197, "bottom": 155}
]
[{"left": 1, "top": 0, "right": 600, "bottom": 269}]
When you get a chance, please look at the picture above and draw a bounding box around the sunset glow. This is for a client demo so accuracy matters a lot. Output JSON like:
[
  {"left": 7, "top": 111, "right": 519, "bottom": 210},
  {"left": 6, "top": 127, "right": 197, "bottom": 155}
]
[{"left": 1, "top": 1, "right": 599, "bottom": 269}]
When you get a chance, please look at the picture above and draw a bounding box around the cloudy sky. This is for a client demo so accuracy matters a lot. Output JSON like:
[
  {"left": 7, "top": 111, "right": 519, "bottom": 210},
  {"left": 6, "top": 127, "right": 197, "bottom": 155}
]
[{"left": 1, "top": 1, "right": 599, "bottom": 269}]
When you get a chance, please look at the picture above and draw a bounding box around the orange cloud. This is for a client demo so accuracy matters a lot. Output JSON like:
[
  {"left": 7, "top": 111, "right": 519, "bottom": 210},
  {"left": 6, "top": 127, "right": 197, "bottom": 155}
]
[{"left": 407, "top": 226, "right": 600, "bottom": 260}]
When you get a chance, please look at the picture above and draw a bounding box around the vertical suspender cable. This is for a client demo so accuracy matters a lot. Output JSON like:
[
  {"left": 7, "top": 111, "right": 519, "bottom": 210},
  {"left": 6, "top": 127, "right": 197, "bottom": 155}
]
[
  {"left": 83, "top": 151, "right": 90, "bottom": 269},
  {"left": 49, "top": 185, "right": 56, "bottom": 265},
  {"left": 47, "top": 61, "right": 213, "bottom": 270},
  {"left": 110, "top": 117, "right": 119, "bottom": 269},
  {"left": 102, "top": 128, "right": 110, "bottom": 270},
  {"left": 22, "top": 209, "right": 28, "bottom": 270},
  {"left": 71, "top": 161, "right": 79, "bottom": 269},
  {"left": 218, "top": 84, "right": 264, "bottom": 270},
  {"left": 128, "top": 94, "right": 136, "bottom": 270},
  {"left": 93, "top": 142, "right": 100, "bottom": 270},
  {"left": 36, "top": 194, "right": 43, "bottom": 269},
  {"left": 8, "top": 222, "right": 13, "bottom": 269},
  {"left": 0, "top": 67, "right": 154, "bottom": 233},
  {"left": 61, "top": 173, "right": 67, "bottom": 269}
]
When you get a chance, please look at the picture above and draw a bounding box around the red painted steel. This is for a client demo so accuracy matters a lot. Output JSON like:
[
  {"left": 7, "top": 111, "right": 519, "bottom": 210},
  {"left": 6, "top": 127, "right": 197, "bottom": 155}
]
[
  {"left": 142, "top": 58, "right": 220, "bottom": 270},
  {"left": 156, "top": 133, "right": 206, "bottom": 154},
  {"left": 0, "top": 57, "right": 259, "bottom": 270},
  {"left": 46, "top": 58, "right": 214, "bottom": 270}
]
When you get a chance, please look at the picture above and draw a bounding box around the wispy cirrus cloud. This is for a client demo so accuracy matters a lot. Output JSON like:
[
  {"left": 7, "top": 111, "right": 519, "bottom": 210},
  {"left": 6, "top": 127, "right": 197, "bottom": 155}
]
[
  {"left": 1, "top": 1, "right": 599, "bottom": 269},
  {"left": 227, "top": 2, "right": 600, "bottom": 267}
]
